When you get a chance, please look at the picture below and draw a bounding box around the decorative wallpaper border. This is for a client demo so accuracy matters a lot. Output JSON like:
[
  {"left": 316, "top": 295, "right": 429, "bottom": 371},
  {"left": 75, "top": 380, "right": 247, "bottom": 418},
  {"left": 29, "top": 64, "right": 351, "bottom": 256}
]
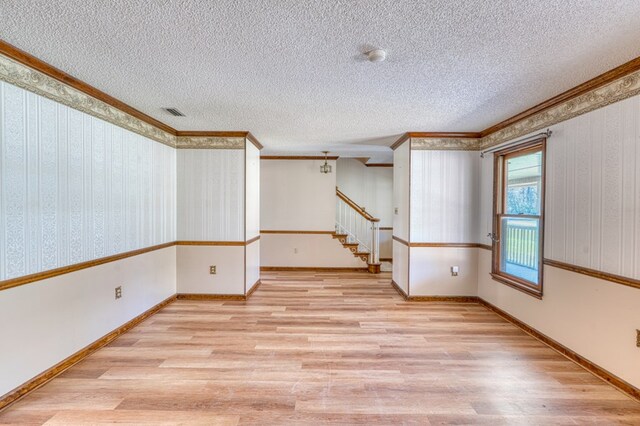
[
  {"left": 479, "top": 69, "right": 640, "bottom": 149},
  {"left": 410, "top": 137, "right": 480, "bottom": 151},
  {"left": 176, "top": 136, "right": 246, "bottom": 149},
  {"left": 0, "top": 53, "right": 250, "bottom": 150},
  {"left": 0, "top": 53, "right": 177, "bottom": 147},
  {"left": 3, "top": 46, "right": 640, "bottom": 153},
  {"left": 400, "top": 66, "right": 640, "bottom": 151}
]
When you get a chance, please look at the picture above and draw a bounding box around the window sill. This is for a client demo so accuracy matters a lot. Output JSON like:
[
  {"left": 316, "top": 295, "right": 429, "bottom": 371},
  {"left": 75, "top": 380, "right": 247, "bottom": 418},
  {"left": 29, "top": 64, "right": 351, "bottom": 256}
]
[{"left": 490, "top": 273, "right": 543, "bottom": 299}]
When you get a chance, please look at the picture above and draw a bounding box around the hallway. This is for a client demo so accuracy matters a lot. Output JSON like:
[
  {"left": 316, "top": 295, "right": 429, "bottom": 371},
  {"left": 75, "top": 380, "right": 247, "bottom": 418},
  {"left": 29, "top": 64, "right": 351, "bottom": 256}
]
[{"left": 1, "top": 271, "right": 638, "bottom": 424}]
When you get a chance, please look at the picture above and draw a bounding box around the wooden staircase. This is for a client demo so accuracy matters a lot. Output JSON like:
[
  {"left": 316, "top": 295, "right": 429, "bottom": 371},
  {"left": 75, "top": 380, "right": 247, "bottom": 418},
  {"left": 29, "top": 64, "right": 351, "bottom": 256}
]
[
  {"left": 334, "top": 188, "right": 381, "bottom": 273},
  {"left": 331, "top": 233, "right": 370, "bottom": 263}
]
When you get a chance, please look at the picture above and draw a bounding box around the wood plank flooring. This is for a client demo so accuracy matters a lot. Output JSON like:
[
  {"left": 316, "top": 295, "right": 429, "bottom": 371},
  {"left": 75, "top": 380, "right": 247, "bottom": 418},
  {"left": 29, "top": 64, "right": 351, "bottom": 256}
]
[{"left": 1, "top": 271, "right": 639, "bottom": 424}]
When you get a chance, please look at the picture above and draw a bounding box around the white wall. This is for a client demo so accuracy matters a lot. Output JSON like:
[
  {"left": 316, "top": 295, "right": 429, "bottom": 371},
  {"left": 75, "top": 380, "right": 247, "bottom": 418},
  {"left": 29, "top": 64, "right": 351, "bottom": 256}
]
[
  {"left": 393, "top": 242, "right": 409, "bottom": 294},
  {"left": 0, "top": 245, "right": 176, "bottom": 397},
  {"left": 407, "top": 149, "right": 480, "bottom": 296},
  {"left": 477, "top": 93, "right": 640, "bottom": 389},
  {"left": 246, "top": 240, "right": 261, "bottom": 290},
  {"left": 261, "top": 159, "right": 336, "bottom": 231},
  {"left": 544, "top": 96, "right": 640, "bottom": 279},
  {"left": 379, "top": 230, "right": 392, "bottom": 260},
  {"left": 245, "top": 144, "right": 260, "bottom": 240},
  {"left": 410, "top": 150, "right": 479, "bottom": 243},
  {"left": 245, "top": 142, "right": 261, "bottom": 290},
  {"left": 260, "top": 159, "right": 359, "bottom": 268},
  {"left": 337, "top": 158, "right": 393, "bottom": 259},
  {"left": 177, "top": 149, "right": 244, "bottom": 241},
  {"left": 392, "top": 141, "right": 410, "bottom": 292},
  {"left": 393, "top": 143, "right": 410, "bottom": 241},
  {"left": 0, "top": 80, "right": 178, "bottom": 397},
  {"left": 176, "top": 146, "right": 251, "bottom": 294},
  {"left": 0, "top": 81, "right": 176, "bottom": 280},
  {"left": 336, "top": 159, "right": 393, "bottom": 227},
  {"left": 260, "top": 233, "right": 366, "bottom": 268}
]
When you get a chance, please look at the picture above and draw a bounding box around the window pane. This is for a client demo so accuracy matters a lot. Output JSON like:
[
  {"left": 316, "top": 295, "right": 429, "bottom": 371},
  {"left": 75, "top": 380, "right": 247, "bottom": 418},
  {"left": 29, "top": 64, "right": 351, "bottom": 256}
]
[
  {"left": 506, "top": 151, "right": 542, "bottom": 215},
  {"left": 500, "top": 217, "right": 540, "bottom": 284}
]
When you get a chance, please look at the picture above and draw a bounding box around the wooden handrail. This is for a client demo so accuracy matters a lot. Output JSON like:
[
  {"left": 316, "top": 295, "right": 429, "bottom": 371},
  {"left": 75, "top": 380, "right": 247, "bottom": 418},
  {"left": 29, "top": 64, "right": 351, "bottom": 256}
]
[{"left": 336, "top": 188, "right": 380, "bottom": 222}]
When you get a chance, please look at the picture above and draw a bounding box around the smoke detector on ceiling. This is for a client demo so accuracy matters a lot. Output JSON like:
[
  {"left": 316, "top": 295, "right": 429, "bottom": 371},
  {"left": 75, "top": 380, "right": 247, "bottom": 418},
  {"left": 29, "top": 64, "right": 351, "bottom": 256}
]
[
  {"left": 367, "top": 49, "right": 387, "bottom": 62},
  {"left": 163, "top": 107, "right": 186, "bottom": 117}
]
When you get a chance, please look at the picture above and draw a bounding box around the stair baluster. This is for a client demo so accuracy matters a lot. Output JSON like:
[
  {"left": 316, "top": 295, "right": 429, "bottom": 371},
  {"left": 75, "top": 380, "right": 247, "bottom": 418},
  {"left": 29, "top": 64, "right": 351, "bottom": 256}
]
[{"left": 334, "top": 187, "right": 381, "bottom": 273}]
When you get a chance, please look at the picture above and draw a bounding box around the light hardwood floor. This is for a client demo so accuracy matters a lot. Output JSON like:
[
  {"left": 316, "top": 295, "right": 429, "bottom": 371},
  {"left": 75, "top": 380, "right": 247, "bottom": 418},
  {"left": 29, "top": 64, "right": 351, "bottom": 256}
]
[{"left": 1, "top": 271, "right": 639, "bottom": 424}]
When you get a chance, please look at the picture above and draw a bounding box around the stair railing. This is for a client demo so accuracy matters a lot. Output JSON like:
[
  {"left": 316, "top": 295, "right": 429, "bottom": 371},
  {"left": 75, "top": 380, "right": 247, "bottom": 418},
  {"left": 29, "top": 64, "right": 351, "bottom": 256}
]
[{"left": 335, "top": 187, "right": 380, "bottom": 266}]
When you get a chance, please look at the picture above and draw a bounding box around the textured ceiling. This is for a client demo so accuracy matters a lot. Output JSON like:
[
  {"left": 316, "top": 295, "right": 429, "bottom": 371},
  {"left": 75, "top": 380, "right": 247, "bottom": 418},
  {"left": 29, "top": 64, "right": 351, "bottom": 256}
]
[{"left": 2, "top": 0, "right": 640, "bottom": 160}]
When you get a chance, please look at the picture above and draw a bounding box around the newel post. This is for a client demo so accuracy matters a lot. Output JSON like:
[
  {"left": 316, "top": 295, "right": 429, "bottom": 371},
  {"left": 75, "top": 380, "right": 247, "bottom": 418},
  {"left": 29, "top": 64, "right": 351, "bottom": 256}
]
[{"left": 368, "top": 219, "right": 381, "bottom": 273}]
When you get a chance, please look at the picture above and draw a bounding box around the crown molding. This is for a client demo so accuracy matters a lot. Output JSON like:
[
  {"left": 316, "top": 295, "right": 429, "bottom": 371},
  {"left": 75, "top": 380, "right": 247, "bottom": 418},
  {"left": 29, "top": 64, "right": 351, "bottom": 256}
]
[
  {"left": 246, "top": 132, "right": 264, "bottom": 150},
  {"left": 390, "top": 133, "right": 411, "bottom": 150},
  {"left": 479, "top": 67, "right": 640, "bottom": 149},
  {"left": 3, "top": 39, "right": 640, "bottom": 154},
  {"left": 0, "top": 50, "right": 178, "bottom": 147},
  {"left": 480, "top": 56, "right": 640, "bottom": 138},
  {"left": 0, "top": 40, "right": 264, "bottom": 150},
  {"left": 0, "top": 40, "right": 175, "bottom": 135},
  {"left": 175, "top": 130, "right": 248, "bottom": 137},
  {"left": 260, "top": 155, "right": 339, "bottom": 160},
  {"left": 407, "top": 132, "right": 481, "bottom": 139},
  {"left": 393, "top": 56, "right": 640, "bottom": 151}
]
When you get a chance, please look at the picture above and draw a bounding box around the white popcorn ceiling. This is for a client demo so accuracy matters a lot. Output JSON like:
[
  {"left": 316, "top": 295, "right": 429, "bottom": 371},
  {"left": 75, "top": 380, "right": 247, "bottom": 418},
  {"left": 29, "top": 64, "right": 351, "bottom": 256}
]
[{"left": 2, "top": 0, "right": 640, "bottom": 162}]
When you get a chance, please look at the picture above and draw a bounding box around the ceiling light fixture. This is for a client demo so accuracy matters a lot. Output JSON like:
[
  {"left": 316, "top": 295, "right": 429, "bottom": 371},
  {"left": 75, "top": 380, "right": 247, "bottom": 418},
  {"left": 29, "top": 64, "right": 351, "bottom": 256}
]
[
  {"left": 367, "top": 49, "right": 387, "bottom": 63},
  {"left": 320, "top": 151, "right": 332, "bottom": 174}
]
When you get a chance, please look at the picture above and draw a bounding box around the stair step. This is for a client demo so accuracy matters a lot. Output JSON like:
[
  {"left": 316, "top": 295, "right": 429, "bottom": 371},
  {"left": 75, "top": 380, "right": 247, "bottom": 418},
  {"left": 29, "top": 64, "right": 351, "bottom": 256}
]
[
  {"left": 332, "top": 233, "right": 348, "bottom": 239},
  {"left": 354, "top": 252, "right": 370, "bottom": 256},
  {"left": 342, "top": 243, "right": 359, "bottom": 247}
]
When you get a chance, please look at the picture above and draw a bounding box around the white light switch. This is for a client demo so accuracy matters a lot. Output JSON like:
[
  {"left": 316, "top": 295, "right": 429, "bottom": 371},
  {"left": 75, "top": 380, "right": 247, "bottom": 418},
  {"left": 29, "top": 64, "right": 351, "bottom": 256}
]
[{"left": 451, "top": 266, "right": 459, "bottom": 276}]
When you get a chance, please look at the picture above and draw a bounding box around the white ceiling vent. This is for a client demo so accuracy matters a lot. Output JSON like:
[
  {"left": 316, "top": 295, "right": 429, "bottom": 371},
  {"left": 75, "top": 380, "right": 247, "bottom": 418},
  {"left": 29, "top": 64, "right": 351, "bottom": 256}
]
[{"left": 163, "top": 107, "right": 185, "bottom": 117}]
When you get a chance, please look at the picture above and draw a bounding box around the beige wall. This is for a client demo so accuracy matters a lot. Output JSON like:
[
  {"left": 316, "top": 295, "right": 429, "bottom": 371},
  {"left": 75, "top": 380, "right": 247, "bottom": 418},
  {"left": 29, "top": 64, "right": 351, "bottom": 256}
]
[
  {"left": 476, "top": 93, "right": 640, "bottom": 389},
  {"left": 478, "top": 249, "right": 640, "bottom": 389},
  {"left": 406, "top": 149, "right": 480, "bottom": 296},
  {"left": 261, "top": 159, "right": 336, "bottom": 231},
  {"left": 392, "top": 92, "right": 640, "bottom": 389},
  {"left": 336, "top": 159, "right": 393, "bottom": 227},
  {"left": 0, "top": 246, "right": 176, "bottom": 397},
  {"left": 410, "top": 247, "right": 478, "bottom": 296},
  {"left": 260, "top": 158, "right": 366, "bottom": 268},
  {"left": 260, "top": 234, "right": 365, "bottom": 268},
  {"left": 176, "top": 245, "right": 244, "bottom": 295},
  {"left": 392, "top": 141, "right": 410, "bottom": 291},
  {"left": 245, "top": 143, "right": 261, "bottom": 289}
]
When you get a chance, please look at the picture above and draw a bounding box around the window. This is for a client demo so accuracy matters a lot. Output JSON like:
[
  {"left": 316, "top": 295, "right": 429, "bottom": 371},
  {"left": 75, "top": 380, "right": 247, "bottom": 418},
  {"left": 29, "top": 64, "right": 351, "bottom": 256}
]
[{"left": 491, "top": 138, "right": 546, "bottom": 298}]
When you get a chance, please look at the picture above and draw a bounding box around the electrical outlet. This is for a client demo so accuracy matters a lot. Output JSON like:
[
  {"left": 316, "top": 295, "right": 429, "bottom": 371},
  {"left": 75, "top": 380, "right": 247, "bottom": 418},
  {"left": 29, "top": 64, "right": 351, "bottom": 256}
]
[
  {"left": 294, "top": 248, "right": 298, "bottom": 254},
  {"left": 115, "top": 286, "right": 122, "bottom": 299},
  {"left": 394, "top": 207, "right": 399, "bottom": 215},
  {"left": 636, "top": 329, "right": 640, "bottom": 347},
  {"left": 210, "top": 265, "right": 217, "bottom": 275},
  {"left": 451, "top": 266, "right": 459, "bottom": 277}
]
